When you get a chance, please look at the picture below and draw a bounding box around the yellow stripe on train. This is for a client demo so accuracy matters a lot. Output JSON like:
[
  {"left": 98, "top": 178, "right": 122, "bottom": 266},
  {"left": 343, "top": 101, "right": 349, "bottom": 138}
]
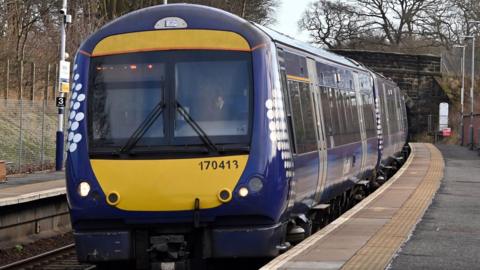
[
  {"left": 91, "top": 29, "right": 251, "bottom": 57},
  {"left": 90, "top": 155, "right": 249, "bottom": 211}
]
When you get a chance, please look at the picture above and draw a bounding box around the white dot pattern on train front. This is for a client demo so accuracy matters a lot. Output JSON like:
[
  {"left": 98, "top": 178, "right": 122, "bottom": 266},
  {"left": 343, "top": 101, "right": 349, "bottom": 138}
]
[
  {"left": 266, "top": 89, "right": 295, "bottom": 178},
  {"left": 67, "top": 66, "right": 85, "bottom": 153}
]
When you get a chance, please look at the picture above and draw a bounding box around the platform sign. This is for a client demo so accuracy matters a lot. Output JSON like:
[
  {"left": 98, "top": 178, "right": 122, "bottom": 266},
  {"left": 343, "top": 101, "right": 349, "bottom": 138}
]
[
  {"left": 58, "top": 60, "right": 70, "bottom": 93},
  {"left": 60, "top": 82, "right": 70, "bottom": 93},
  {"left": 56, "top": 97, "right": 66, "bottom": 107},
  {"left": 439, "top": 102, "right": 449, "bottom": 131}
]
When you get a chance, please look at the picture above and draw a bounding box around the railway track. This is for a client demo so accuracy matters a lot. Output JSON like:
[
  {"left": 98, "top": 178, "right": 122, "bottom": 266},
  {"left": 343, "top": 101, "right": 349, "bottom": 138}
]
[{"left": 0, "top": 244, "right": 94, "bottom": 270}]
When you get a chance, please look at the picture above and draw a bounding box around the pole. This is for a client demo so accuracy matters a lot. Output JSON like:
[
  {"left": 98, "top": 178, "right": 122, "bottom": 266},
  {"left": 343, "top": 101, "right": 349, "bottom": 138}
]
[
  {"left": 164, "top": 0, "right": 168, "bottom": 4},
  {"left": 470, "top": 36, "right": 475, "bottom": 150},
  {"left": 18, "top": 61, "right": 24, "bottom": 173},
  {"left": 55, "top": 0, "right": 68, "bottom": 171},
  {"left": 4, "top": 60, "right": 9, "bottom": 100},
  {"left": 31, "top": 62, "right": 35, "bottom": 101},
  {"left": 467, "top": 21, "right": 480, "bottom": 149},
  {"left": 41, "top": 64, "right": 50, "bottom": 170},
  {"left": 52, "top": 63, "right": 58, "bottom": 100},
  {"left": 45, "top": 64, "right": 50, "bottom": 100},
  {"left": 461, "top": 46, "right": 465, "bottom": 145}
]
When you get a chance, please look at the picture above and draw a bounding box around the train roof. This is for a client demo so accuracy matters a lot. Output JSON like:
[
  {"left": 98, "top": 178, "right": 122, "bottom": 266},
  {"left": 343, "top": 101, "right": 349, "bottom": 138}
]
[
  {"left": 79, "top": 4, "right": 269, "bottom": 54},
  {"left": 254, "top": 24, "right": 362, "bottom": 70},
  {"left": 79, "top": 3, "right": 368, "bottom": 74}
]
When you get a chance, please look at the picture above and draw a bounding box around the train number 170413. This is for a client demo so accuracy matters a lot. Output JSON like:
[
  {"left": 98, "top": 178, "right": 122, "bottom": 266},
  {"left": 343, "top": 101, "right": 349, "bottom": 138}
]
[{"left": 198, "top": 160, "right": 239, "bottom": 171}]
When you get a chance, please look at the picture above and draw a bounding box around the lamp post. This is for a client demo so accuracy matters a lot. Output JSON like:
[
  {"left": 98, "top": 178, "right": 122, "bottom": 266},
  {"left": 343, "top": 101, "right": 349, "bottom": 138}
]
[
  {"left": 55, "top": 0, "right": 71, "bottom": 170},
  {"left": 467, "top": 20, "right": 480, "bottom": 149},
  {"left": 454, "top": 44, "right": 466, "bottom": 145}
]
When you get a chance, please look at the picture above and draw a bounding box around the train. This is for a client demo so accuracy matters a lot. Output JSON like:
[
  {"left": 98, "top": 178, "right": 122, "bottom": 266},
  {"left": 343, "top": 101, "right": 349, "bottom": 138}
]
[{"left": 65, "top": 3, "right": 408, "bottom": 270}]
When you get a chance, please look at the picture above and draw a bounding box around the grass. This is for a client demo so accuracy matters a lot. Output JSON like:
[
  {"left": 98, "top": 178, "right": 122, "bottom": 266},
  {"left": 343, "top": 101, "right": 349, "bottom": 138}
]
[{"left": 0, "top": 100, "right": 59, "bottom": 174}]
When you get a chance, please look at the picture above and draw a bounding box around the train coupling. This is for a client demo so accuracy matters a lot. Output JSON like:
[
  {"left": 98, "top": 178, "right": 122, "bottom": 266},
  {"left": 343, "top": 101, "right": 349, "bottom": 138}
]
[{"left": 148, "top": 235, "right": 188, "bottom": 270}]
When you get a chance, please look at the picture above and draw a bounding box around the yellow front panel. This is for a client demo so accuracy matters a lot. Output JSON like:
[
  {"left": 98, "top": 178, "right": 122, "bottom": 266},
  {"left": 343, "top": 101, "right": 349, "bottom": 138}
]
[
  {"left": 92, "top": 30, "right": 251, "bottom": 56},
  {"left": 90, "top": 155, "right": 249, "bottom": 211}
]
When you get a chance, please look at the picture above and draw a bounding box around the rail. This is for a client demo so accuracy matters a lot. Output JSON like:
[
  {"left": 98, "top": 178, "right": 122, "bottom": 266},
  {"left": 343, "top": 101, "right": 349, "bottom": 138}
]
[{"left": 0, "top": 244, "right": 94, "bottom": 270}]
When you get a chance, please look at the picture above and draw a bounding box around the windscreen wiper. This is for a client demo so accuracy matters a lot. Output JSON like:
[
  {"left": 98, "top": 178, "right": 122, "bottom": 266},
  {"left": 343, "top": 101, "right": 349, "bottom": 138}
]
[
  {"left": 176, "top": 101, "right": 219, "bottom": 154},
  {"left": 120, "top": 101, "right": 165, "bottom": 154}
]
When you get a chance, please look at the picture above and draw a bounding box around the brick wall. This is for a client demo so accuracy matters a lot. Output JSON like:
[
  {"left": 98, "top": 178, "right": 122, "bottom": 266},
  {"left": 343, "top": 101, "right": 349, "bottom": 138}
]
[{"left": 332, "top": 49, "right": 450, "bottom": 138}]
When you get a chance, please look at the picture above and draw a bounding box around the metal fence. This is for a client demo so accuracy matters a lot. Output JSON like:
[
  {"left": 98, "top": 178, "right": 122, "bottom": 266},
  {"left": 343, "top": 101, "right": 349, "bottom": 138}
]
[
  {"left": 0, "top": 99, "right": 67, "bottom": 174},
  {"left": 441, "top": 44, "right": 480, "bottom": 78},
  {"left": 0, "top": 59, "right": 65, "bottom": 174}
]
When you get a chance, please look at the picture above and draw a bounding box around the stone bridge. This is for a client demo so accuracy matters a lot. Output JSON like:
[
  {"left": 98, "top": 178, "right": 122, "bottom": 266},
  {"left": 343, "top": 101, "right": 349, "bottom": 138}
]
[{"left": 332, "top": 49, "right": 450, "bottom": 139}]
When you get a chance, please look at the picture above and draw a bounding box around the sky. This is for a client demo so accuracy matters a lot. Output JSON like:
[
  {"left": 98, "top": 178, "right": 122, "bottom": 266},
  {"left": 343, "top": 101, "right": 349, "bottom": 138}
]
[{"left": 271, "top": 0, "right": 313, "bottom": 42}]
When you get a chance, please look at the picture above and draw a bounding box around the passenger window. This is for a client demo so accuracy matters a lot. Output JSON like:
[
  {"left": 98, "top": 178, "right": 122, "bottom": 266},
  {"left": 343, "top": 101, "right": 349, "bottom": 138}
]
[
  {"left": 362, "top": 93, "right": 376, "bottom": 138},
  {"left": 334, "top": 88, "right": 346, "bottom": 145},
  {"left": 299, "top": 82, "right": 317, "bottom": 152},
  {"left": 288, "top": 81, "right": 305, "bottom": 153},
  {"left": 349, "top": 90, "right": 361, "bottom": 142},
  {"left": 329, "top": 88, "right": 340, "bottom": 147},
  {"left": 287, "top": 80, "right": 317, "bottom": 153},
  {"left": 320, "top": 87, "right": 333, "bottom": 148},
  {"left": 280, "top": 70, "right": 296, "bottom": 153},
  {"left": 317, "top": 62, "right": 337, "bottom": 87}
]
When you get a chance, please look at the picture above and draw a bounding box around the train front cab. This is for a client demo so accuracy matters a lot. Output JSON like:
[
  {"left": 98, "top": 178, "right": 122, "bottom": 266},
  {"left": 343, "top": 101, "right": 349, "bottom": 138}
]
[{"left": 66, "top": 5, "right": 294, "bottom": 267}]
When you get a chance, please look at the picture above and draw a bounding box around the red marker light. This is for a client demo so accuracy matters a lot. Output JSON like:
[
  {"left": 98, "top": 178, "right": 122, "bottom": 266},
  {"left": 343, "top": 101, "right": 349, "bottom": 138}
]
[
  {"left": 147, "top": 64, "right": 153, "bottom": 69},
  {"left": 130, "top": 65, "right": 137, "bottom": 70}
]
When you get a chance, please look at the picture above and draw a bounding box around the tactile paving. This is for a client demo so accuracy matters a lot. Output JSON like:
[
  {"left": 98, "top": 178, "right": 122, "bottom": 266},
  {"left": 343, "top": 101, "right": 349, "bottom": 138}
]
[{"left": 341, "top": 144, "right": 444, "bottom": 270}]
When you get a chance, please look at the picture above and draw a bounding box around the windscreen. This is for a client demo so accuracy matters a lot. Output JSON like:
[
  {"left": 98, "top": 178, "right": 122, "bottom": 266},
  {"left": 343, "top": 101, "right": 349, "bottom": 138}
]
[{"left": 88, "top": 50, "right": 252, "bottom": 155}]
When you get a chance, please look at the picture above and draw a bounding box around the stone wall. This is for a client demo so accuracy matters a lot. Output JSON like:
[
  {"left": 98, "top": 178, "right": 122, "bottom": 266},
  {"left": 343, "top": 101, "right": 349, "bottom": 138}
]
[{"left": 332, "top": 49, "right": 450, "bottom": 138}]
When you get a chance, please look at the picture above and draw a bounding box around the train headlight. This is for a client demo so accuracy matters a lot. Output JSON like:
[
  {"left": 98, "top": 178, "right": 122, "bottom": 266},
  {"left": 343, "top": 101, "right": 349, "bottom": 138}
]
[
  {"left": 78, "top": 182, "right": 91, "bottom": 197},
  {"left": 248, "top": 177, "right": 264, "bottom": 193},
  {"left": 238, "top": 187, "right": 249, "bottom": 197}
]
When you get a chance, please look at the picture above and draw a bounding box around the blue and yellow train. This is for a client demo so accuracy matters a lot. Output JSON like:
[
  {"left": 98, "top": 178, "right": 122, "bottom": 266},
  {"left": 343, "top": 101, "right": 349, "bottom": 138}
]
[{"left": 66, "top": 4, "right": 408, "bottom": 269}]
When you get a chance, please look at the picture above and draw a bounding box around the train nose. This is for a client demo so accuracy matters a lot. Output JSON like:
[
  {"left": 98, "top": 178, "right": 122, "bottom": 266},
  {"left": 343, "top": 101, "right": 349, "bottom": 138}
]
[{"left": 89, "top": 155, "right": 249, "bottom": 211}]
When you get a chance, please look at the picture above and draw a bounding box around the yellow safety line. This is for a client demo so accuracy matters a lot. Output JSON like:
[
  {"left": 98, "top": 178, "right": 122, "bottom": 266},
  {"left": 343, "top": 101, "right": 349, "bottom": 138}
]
[{"left": 341, "top": 143, "right": 444, "bottom": 269}]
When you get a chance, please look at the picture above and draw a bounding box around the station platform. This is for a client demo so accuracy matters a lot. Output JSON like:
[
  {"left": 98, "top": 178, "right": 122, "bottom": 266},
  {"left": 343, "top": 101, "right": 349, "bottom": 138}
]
[
  {"left": 0, "top": 171, "right": 65, "bottom": 207},
  {"left": 262, "top": 143, "right": 445, "bottom": 270},
  {"left": 390, "top": 144, "right": 480, "bottom": 269}
]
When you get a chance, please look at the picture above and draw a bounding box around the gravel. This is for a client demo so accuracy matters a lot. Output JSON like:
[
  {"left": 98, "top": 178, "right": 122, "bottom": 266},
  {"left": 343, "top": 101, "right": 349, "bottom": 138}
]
[{"left": 0, "top": 232, "right": 74, "bottom": 266}]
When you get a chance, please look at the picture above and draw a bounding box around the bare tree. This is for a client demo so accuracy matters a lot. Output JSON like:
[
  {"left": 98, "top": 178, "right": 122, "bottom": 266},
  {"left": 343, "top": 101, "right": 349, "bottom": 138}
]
[
  {"left": 95, "top": 0, "right": 278, "bottom": 25},
  {"left": 300, "top": 0, "right": 475, "bottom": 52},
  {"left": 3, "top": 0, "right": 58, "bottom": 61},
  {"left": 299, "top": 0, "right": 365, "bottom": 48},
  {"left": 414, "top": 1, "right": 463, "bottom": 49},
  {"left": 350, "top": 0, "right": 437, "bottom": 47}
]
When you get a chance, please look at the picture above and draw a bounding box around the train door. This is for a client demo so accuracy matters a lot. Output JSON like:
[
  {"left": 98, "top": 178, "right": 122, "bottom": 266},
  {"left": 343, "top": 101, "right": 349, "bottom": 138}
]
[
  {"left": 306, "top": 58, "right": 328, "bottom": 204},
  {"left": 381, "top": 83, "right": 392, "bottom": 158},
  {"left": 393, "top": 88, "right": 404, "bottom": 152},
  {"left": 353, "top": 72, "right": 368, "bottom": 176}
]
